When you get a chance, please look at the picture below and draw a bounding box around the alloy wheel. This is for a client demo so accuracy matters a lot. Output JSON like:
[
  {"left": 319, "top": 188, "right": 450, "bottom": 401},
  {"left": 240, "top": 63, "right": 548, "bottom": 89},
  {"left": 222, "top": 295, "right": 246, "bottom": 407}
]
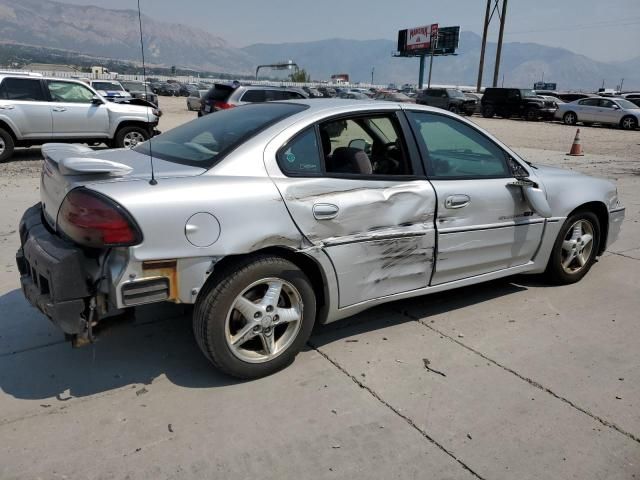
[
  {"left": 560, "top": 219, "right": 594, "bottom": 274},
  {"left": 225, "top": 278, "right": 303, "bottom": 363},
  {"left": 0, "top": 138, "right": 5, "bottom": 156},
  {"left": 122, "top": 131, "right": 146, "bottom": 148}
]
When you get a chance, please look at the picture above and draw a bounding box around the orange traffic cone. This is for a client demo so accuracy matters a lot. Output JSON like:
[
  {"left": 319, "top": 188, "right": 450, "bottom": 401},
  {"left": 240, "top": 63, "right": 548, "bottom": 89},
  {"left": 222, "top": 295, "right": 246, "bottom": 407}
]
[{"left": 568, "top": 128, "right": 584, "bottom": 156}]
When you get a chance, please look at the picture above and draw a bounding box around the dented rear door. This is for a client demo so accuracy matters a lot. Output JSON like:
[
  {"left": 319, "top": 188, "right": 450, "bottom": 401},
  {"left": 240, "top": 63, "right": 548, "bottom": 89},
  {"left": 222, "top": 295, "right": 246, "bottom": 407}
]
[{"left": 265, "top": 110, "right": 437, "bottom": 308}]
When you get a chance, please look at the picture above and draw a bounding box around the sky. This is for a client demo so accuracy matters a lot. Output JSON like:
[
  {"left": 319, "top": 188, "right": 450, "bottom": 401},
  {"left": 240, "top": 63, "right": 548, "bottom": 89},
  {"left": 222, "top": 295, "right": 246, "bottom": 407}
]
[{"left": 61, "top": 0, "right": 640, "bottom": 62}]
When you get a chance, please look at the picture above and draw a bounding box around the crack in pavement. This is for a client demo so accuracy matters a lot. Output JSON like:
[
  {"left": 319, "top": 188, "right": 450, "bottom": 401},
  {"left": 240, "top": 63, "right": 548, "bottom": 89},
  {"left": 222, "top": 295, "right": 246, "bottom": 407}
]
[
  {"left": 397, "top": 309, "right": 640, "bottom": 446},
  {"left": 608, "top": 251, "right": 640, "bottom": 261},
  {"left": 307, "top": 340, "right": 486, "bottom": 480}
]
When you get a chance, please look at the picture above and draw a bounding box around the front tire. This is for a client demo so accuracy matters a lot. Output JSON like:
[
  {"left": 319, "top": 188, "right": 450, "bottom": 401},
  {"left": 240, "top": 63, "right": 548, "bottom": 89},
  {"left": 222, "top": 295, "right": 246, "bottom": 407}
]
[
  {"left": 448, "top": 105, "right": 459, "bottom": 114},
  {"left": 545, "top": 211, "right": 600, "bottom": 285},
  {"left": 0, "top": 128, "right": 15, "bottom": 163},
  {"left": 563, "top": 111, "right": 577, "bottom": 126},
  {"left": 115, "top": 126, "right": 150, "bottom": 149},
  {"left": 620, "top": 116, "right": 638, "bottom": 130},
  {"left": 525, "top": 108, "right": 538, "bottom": 121},
  {"left": 193, "top": 256, "right": 316, "bottom": 379}
]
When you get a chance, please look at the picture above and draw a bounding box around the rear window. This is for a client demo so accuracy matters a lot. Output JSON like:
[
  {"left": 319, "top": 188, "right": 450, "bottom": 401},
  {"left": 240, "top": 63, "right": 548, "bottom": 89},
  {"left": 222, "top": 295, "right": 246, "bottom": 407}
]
[
  {"left": 0, "top": 78, "right": 45, "bottom": 101},
  {"left": 204, "top": 84, "right": 235, "bottom": 101},
  {"left": 134, "top": 103, "right": 307, "bottom": 168}
]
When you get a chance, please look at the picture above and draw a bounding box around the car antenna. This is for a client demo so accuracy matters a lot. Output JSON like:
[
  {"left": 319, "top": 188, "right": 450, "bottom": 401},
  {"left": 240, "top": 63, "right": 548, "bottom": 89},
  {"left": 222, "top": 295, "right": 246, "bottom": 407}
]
[{"left": 137, "top": 0, "right": 157, "bottom": 185}]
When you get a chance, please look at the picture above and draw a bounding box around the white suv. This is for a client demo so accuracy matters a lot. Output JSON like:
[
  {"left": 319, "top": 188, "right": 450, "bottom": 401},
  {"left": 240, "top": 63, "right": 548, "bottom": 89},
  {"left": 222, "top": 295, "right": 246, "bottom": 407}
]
[{"left": 0, "top": 74, "right": 160, "bottom": 162}]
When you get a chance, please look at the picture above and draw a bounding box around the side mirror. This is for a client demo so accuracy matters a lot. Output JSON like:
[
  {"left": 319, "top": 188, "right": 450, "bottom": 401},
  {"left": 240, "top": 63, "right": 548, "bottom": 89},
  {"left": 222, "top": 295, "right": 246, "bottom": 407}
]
[
  {"left": 509, "top": 179, "right": 552, "bottom": 218},
  {"left": 612, "top": 104, "right": 620, "bottom": 110},
  {"left": 91, "top": 96, "right": 103, "bottom": 105}
]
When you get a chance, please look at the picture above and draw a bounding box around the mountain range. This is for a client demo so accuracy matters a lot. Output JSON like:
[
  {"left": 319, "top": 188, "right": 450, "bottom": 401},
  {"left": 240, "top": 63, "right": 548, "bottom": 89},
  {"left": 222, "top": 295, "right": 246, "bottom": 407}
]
[{"left": 0, "top": 0, "right": 637, "bottom": 90}]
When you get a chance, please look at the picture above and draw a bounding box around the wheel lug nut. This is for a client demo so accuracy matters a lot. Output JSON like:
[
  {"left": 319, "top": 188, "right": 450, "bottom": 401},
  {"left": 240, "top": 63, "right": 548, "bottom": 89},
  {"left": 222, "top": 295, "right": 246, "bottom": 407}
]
[
  {"left": 273, "top": 315, "right": 279, "bottom": 322},
  {"left": 253, "top": 326, "right": 260, "bottom": 332},
  {"left": 266, "top": 305, "right": 274, "bottom": 313},
  {"left": 254, "top": 312, "right": 261, "bottom": 318}
]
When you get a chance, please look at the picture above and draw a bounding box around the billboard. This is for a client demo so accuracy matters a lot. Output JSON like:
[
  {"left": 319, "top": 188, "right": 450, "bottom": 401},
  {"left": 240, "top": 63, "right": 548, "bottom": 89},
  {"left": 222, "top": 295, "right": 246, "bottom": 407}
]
[
  {"left": 533, "top": 82, "right": 557, "bottom": 91},
  {"left": 406, "top": 24, "right": 439, "bottom": 51}
]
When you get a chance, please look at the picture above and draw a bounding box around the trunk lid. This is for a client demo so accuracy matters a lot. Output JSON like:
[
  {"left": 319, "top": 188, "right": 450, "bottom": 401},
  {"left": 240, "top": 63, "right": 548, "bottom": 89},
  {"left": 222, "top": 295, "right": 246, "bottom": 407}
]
[{"left": 40, "top": 144, "right": 206, "bottom": 231}]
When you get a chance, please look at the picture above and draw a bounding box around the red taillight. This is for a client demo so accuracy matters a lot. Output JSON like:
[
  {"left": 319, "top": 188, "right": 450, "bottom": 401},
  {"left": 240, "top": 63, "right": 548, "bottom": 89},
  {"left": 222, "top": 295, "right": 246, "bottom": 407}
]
[
  {"left": 58, "top": 189, "right": 142, "bottom": 248},
  {"left": 214, "top": 101, "right": 235, "bottom": 110}
]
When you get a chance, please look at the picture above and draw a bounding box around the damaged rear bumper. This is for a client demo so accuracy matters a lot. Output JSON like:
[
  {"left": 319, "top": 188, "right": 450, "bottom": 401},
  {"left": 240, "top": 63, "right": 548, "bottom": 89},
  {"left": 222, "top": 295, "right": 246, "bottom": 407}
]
[{"left": 16, "top": 203, "right": 94, "bottom": 335}]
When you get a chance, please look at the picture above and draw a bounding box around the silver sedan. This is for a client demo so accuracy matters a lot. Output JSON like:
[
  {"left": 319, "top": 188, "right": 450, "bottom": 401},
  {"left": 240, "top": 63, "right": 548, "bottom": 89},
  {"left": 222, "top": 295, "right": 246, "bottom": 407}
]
[
  {"left": 17, "top": 100, "right": 625, "bottom": 378},
  {"left": 555, "top": 97, "right": 640, "bottom": 130}
]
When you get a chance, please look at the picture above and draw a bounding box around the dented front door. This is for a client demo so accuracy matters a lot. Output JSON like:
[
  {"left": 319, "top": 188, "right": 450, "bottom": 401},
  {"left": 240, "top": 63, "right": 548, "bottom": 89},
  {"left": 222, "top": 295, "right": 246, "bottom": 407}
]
[{"left": 274, "top": 177, "right": 437, "bottom": 307}]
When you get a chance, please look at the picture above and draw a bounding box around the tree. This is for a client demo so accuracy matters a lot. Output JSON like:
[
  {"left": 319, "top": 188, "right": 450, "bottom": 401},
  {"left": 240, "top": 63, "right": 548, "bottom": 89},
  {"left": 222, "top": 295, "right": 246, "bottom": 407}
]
[{"left": 289, "top": 69, "right": 310, "bottom": 82}]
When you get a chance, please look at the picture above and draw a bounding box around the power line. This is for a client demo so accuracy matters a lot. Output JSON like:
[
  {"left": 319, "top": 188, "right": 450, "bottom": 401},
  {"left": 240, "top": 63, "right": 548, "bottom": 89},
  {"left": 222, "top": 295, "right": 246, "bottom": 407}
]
[{"left": 507, "top": 18, "right": 640, "bottom": 35}]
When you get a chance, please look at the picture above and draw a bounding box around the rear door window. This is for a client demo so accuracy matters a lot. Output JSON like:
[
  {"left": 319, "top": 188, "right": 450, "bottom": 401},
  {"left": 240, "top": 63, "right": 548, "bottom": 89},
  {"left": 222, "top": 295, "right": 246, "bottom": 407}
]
[
  {"left": 0, "top": 78, "right": 46, "bottom": 101},
  {"left": 277, "top": 128, "right": 322, "bottom": 175},
  {"left": 241, "top": 90, "right": 267, "bottom": 102}
]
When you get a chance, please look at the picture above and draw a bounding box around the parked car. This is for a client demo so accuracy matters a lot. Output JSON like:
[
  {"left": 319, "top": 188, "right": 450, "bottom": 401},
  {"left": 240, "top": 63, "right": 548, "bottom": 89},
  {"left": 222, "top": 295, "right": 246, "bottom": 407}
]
[
  {"left": 0, "top": 74, "right": 160, "bottom": 162},
  {"left": 155, "top": 83, "right": 181, "bottom": 96},
  {"left": 88, "top": 80, "right": 131, "bottom": 102},
  {"left": 556, "top": 93, "right": 597, "bottom": 103},
  {"left": 464, "top": 92, "right": 483, "bottom": 114},
  {"left": 417, "top": 88, "right": 477, "bottom": 115},
  {"left": 555, "top": 97, "right": 640, "bottom": 130},
  {"left": 317, "top": 86, "right": 337, "bottom": 98},
  {"left": 119, "top": 80, "right": 159, "bottom": 106},
  {"left": 301, "top": 86, "right": 323, "bottom": 98},
  {"left": 374, "top": 91, "right": 416, "bottom": 103},
  {"left": 187, "top": 89, "right": 208, "bottom": 111},
  {"left": 338, "top": 92, "right": 369, "bottom": 100},
  {"left": 15, "top": 100, "right": 625, "bottom": 378},
  {"left": 199, "top": 84, "right": 308, "bottom": 115},
  {"left": 481, "top": 88, "right": 557, "bottom": 120}
]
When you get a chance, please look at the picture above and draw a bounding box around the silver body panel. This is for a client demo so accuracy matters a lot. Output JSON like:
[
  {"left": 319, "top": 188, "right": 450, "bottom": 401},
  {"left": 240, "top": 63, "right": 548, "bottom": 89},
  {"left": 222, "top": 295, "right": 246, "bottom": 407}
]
[{"left": 36, "top": 100, "right": 625, "bottom": 325}]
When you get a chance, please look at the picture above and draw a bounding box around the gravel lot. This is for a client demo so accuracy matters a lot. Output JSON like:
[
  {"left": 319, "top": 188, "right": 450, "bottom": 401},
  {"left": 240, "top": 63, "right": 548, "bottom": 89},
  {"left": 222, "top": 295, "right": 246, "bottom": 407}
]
[{"left": 1, "top": 97, "right": 638, "bottom": 479}]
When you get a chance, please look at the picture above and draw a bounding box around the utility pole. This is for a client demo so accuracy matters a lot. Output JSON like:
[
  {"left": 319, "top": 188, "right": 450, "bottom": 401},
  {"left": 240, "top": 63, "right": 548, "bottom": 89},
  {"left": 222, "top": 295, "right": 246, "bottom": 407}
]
[
  {"left": 492, "top": 0, "right": 508, "bottom": 87},
  {"left": 476, "top": 0, "right": 491, "bottom": 92},
  {"left": 477, "top": 0, "right": 508, "bottom": 91},
  {"left": 371, "top": 67, "right": 375, "bottom": 85}
]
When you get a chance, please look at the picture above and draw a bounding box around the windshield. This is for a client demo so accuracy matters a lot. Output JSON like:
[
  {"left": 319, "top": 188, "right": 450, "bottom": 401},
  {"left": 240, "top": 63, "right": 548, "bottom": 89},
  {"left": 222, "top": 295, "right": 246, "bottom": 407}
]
[
  {"left": 92, "top": 81, "right": 124, "bottom": 91},
  {"left": 520, "top": 89, "right": 537, "bottom": 98},
  {"left": 615, "top": 99, "right": 639, "bottom": 109},
  {"left": 447, "top": 89, "right": 465, "bottom": 99},
  {"left": 134, "top": 103, "right": 307, "bottom": 168}
]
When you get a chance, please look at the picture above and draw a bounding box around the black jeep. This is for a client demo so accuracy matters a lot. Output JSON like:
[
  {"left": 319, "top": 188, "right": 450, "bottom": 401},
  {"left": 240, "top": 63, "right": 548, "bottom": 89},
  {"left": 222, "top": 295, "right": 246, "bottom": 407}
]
[
  {"left": 481, "top": 88, "right": 557, "bottom": 120},
  {"left": 416, "top": 88, "right": 477, "bottom": 115}
]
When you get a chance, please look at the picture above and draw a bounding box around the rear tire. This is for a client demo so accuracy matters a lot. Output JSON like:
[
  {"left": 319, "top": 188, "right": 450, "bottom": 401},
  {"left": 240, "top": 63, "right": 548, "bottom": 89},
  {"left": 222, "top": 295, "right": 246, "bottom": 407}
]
[
  {"left": 481, "top": 105, "right": 495, "bottom": 118},
  {"left": 115, "top": 126, "right": 149, "bottom": 149},
  {"left": 448, "top": 105, "right": 459, "bottom": 114},
  {"left": 193, "top": 256, "right": 316, "bottom": 379},
  {"left": 563, "top": 111, "right": 577, "bottom": 126},
  {"left": 525, "top": 109, "right": 538, "bottom": 121},
  {"left": 545, "top": 211, "right": 600, "bottom": 285},
  {"left": 0, "top": 128, "right": 15, "bottom": 163}
]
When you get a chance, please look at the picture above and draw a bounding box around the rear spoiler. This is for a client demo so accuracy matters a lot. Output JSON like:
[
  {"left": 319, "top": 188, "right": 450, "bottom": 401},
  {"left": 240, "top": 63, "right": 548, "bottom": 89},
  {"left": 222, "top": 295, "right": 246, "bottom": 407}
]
[{"left": 42, "top": 143, "right": 133, "bottom": 176}]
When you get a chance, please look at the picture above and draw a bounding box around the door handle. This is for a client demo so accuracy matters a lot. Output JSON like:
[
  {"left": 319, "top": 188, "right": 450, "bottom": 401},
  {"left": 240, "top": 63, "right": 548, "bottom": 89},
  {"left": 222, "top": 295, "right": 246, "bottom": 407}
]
[
  {"left": 313, "top": 203, "right": 339, "bottom": 220},
  {"left": 52, "top": 107, "right": 67, "bottom": 112},
  {"left": 444, "top": 194, "right": 470, "bottom": 209}
]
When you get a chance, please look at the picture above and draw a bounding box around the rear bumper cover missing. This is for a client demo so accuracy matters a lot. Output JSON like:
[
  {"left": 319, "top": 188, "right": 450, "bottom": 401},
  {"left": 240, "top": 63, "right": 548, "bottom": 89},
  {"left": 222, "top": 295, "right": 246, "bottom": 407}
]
[{"left": 16, "top": 203, "right": 93, "bottom": 335}]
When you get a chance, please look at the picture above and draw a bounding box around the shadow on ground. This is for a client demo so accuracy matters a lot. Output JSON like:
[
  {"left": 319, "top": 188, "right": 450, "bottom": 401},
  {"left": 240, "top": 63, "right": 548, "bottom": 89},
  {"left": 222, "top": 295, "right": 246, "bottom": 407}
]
[{"left": 0, "top": 276, "right": 533, "bottom": 401}]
